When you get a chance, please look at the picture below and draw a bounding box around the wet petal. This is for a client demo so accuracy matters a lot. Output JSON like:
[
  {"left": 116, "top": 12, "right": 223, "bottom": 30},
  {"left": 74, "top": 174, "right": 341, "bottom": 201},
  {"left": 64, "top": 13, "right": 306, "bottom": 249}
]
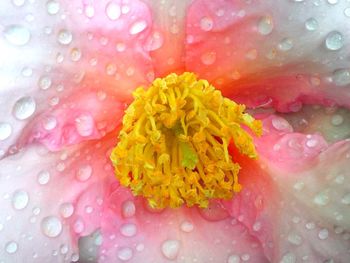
[{"left": 185, "top": 0, "right": 350, "bottom": 110}]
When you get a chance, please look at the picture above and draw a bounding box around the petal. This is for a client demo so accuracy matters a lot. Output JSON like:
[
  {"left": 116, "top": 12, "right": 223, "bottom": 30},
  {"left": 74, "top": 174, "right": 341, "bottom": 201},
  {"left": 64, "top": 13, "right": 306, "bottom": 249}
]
[
  {"left": 185, "top": 0, "right": 350, "bottom": 110},
  {"left": 0, "top": 133, "right": 115, "bottom": 262}
]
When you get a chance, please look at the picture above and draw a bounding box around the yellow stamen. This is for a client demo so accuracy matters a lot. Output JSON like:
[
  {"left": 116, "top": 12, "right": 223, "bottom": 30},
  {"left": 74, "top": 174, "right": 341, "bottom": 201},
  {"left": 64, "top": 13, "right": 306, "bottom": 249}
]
[{"left": 110, "top": 72, "right": 262, "bottom": 209}]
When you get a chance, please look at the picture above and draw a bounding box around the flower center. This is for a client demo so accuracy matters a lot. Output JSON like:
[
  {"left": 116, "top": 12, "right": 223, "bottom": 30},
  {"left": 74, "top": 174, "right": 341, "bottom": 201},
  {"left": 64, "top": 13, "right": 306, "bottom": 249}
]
[{"left": 110, "top": 72, "right": 262, "bottom": 208}]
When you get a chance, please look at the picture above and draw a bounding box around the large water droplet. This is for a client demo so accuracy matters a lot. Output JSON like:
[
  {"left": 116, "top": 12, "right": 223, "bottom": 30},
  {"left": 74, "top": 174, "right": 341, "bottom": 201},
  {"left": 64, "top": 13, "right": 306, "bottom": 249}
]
[
  {"left": 129, "top": 21, "right": 147, "bottom": 35},
  {"left": 106, "top": 2, "right": 121, "bottom": 20},
  {"left": 161, "top": 240, "right": 180, "bottom": 260},
  {"left": 117, "top": 247, "right": 133, "bottom": 261},
  {"left": 122, "top": 200, "right": 136, "bottom": 218},
  {"left": 60, "top": 202, "right": 74, "bottom": 218},
  {"left": 332, "top": 69, "right": 350, "bottom": 86},
  {"left": 0, "top": 123, "right": 12, "bottom": 141},
  {"left": 305, "top": 18, "right": 318, "bottom": 31},
  {"left": 325, "top": 31, "right": 344, "bottom": 51},
  {"left": 57, "top": 29, "right": 73, "bottom": 45},
  {"left": 257, "top": 16, "right": 274, "bottom": 35},
  {"left": 200, "top": 16, "right": 214, "bottom": 31},
  {"left": 12, "top": 96, "right": 36, "bottom": 120},
  {"left": 12, "top": 190, "right": 29, "bottom": 210},
  {"left": 4, "top": 25, "right": 31, "bottom": 46},
  {"left": 5, "top": 241, "right": 18, "bottom": 254},
  {"left": 41, "top": 216, "right": 63, "bottom": 237},
  {"left": 76, "top": 164, "right": 92, "bottom": 182},
  {"left": 120, "top": 223, "right": 137, "bottom": 237},
  {"left": 46, "top": 0, "right": 60, "bottom": 15}
]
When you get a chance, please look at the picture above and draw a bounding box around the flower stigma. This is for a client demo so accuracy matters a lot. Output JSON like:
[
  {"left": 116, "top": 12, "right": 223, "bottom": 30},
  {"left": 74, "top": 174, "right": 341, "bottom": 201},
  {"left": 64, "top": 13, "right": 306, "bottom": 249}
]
[{"left": 110, "top": 72, "right": 262, "bottom": 209}]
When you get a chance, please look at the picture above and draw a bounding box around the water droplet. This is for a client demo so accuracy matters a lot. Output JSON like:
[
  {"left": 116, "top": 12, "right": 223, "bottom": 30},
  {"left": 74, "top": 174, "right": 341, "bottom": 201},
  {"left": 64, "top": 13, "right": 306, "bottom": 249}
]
[
  {"left": 199, "top": 201, "right": 229, "bottom": 221},
  {"left": 57, "top": 29, "right": 73, "bottom": 45},
  {"left": 22, "top": 67, "right": 33, "bottom": 77},
  {"left": 105, "top": 63, "right": 117, "bottom": 76},
  {"left": 313, "top": 192, "right": 330, "bottom": 206},
  {"left": 331, "top": 114, "right": 344, "bottom": 126},
  {"left": 293, "top": 181, "right": 305, "bottom": 191},
  {"left": 287, "top": 232, "right": 303, "bottom": 245},
  {"left": 60, "top": 244, "right": 68, "bottom": 254},
  {"left": 227, "top": 254, "right": 240, "bottom": 263},
  {"left": 120, "top": 223, "right": 137, "bottom": 237},
  {"left": 12, "top": 0, "right": 25, "bottom": 7},
  {"left": 85, "top": 5, "right": 95, "bottom": 18},
  {"left": 306, "top": 138, "right": 318, "bottom": 148},
  {"left": 325, "top": 31, "right": 344, "bottom": 51},
  {"left": 5, "top": 241, "right": 18, "bottom": 254},
  {"left": 37, "top": 170, "right": 50, "bottom": 185},
  {"left": 76, "top": 164, "right": 93, "bottom": 182},
  {"left": 341, "top": 193, "right": 350, "bottom": 205},
  {"left": 180, "top": 221, "right": 194, "bottom": 233},
  {"left": 252, "top": 221, "right": 262, "bottom": 232},
  {"left": 327, "top": 0, "right": 338, "bottom": 4},
  {"left": 332, "top": 69, "right": 350, "bottom": 86},
  {"left": 278, "top": 38, "right": 293, "bottom": 51},
  {"left": 118, "top": 247, "right": 133, "bottom": 261},
  {"left": 257, "top": 16, "right": 274, "bottom": 35},
  {"left": 305, "top": 18, "right": 318, "bottom": 31},
  {"left": 12, "top": 190, "right": 29, "bottom": 210},
  {"left": 200, "top": 16, "right": 214, "bottom": 31},
  {"left": 136, "top": 243, "right": 144, "bottom": 252},
  {"left": 59, "top": 203, "right": 74, "bottom": 218},
  {"left": 46, "top": 0, "right": 60, "bottom": 15},
  {"left": 280, "top": 252, "right": 296, "bottom": 263},
  {"left": 161, "top": 240, "right": 180, "bottom": 260},
  {"left": 106, "top": 2, "right": 121, "bottom": 20},
  {"left": 116, "top": 42, "right": 126, "bottom": 52},
  {"left": 75, "top": 114, "right": 95, "bottom": 137},
  {"left": 241, "top": 254, "right": 250, "bottom": 261},
  {"left": 73, "top": 219, "right": 85, "bottom": 233},
  {"left": 12, "top": 96, "right": 36, "bottom": 120},
  {"left": 4, "top": 25, "right": 31, "bottom": 46},
  {"left": 272, "top": 117, "right": 292, "bottom": 131},
  {"left": 129, "top": 20, "right": 147, "bottom": 35},
  {"left": 38, "top": 75, "right": 52, "bottom": 90},
  {"left": 345, "top": 8, "right": 350, "bottom": 17},
  {"left": 122, "top": 200, "right": 136, "bottom": 218},
  {"left": 0, "top": 123, "right": 12, "bottom": 141},
  {"left": 42, "top": 116, "right": 57, "bottom": 131},
  {"left": 144, "top": 31, "right": 164, "bottom": 51},
  {"left": 318, "top": 228, "right": 329, "bottom": 240},
  {"left": 41, "top": 216, "right": 63, "bottom": 237},
  {"left": 201, "top": 51, "right": 216, "bottom": 65},
  {"left": 70, "top": 48, "right": 82, "bottom": 61}
]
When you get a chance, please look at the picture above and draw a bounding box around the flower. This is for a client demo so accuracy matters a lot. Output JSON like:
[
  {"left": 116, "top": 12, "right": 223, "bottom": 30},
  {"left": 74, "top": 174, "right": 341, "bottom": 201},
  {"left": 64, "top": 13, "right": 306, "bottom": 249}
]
[{"left": 0, "top": 0, "right": 349, "bottom": 262}]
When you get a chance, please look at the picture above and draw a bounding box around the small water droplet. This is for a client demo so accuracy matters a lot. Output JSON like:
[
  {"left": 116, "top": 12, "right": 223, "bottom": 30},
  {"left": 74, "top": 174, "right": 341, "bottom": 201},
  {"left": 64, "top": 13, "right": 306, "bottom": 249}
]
[
  {"left": 120, "top": 223, "right": 137, "bottom": 237},
  {"left": 57, "top": 29, "right": 73, "bottom": 45},
  {"left": 106, "top": 2, "right": 121, "bottom": 20},
  {"left": 70, "top": 48, "right": 82, "bottom": 61},
  {"left": 4, "top": 25, "right": 31, "bottom": 46},
  {"left": 327, "top": 0, "right": 338, "bottom": 4},
  {"left": 331, "top": 114, "right": 344, "bottom": 126},
  {"left": 161, "top": 240, "right": 180, "bottom": 260},
  {"left": 12, "top": 96, "right": 36, "bottom": 120},
  {"left": 278, "top": 38, "right": 293, "bottom": 51},
  {"left": 293, "top": 181, "right": 305, "bottom": 191},
  {"left": 325, "top": 31, "right": 344, "bottom": 51},
  {"left": 201, "top": 51, "right": 216, "bottom": 65},
  {"left": 257, "top": 16, "right": 274, "bottom": 35},
  {"left": 252, "top": 221, "right": 262, "bottom": 231},
  {"left": 12, "top": 0, "right": 25, "bottom": 7},
  {"left": 287, "top": 232, "right": 303, "bottom": 245},
  {"left": 85, "top": 5, "right": 95, "bottom": 18},
  {"left": 144, "top": 31, "right": 164, "bottom": 51},
  {"left": 280, "top": 252, "right": 296, "bottom": 263},
  {"left": 41, "top": 216, "right": 63, "bottom": 237},
  {"left": 37, "top": 170, "right": 50, "bottom": 185},
  {"left": 332, "top": 69, "right": 350, "bottom": 86},
  {"left": 118, "top": 247, "right": 133, "bottom": 261},
  {"left": 129, "top": 21, "right": 147, "bottom": 35},
  {"left": 318, "top": 228, "right": 329, "bottom": 240},
  {"left": 38, "top": 75, "right": 52, "bottom": 90},
  {"left": 75, "top": 114, "right": 95, "bottom": 137},
  {"left": 5, "top": 241, "right": 18, "bottom": 254},
  {"left": 305, "top": 18, "right": 318, "bottom": 31},
  {"left": 341, "top": 193, "right": 350, "bottom": 205},
  {"left": 0, "top": 123, "right": 12, "bottom": 141},
  {"left": 122, "top": 200, "right": 136, "bottom": 218},
  {"left": 116, "top": 42, "right": 126, "bottom": 52},
  {"left": 180, "top": 221, "right": 194, "bottom": 233},
  {"left": 241, "top": 254, "right": 250, "bottom": 261},
  {"left": 42, "top": 116, "right": 57, "bottom": 131},
  {"left": 12, "top": 190, "right": 29, "bottom": 210},
  {"left": 46, "top": 0, "right": 60, "bottom": 15},
  {"left": 59, "top": 203, "right": 74, "bottom": 218},
  {"left": 200, "top": 16, "right": 214, "bottom": 31},
  {"left": 345, "top": 8, "right": 350, "bottom": 17},
  {"left": 21, "top": 67, "right": 33, "bottom": 77},
  {"left": 105, "top": 63, "right": 117, "bottom": 76},
  {"left": 272, "top": 117, "right": 292, "bottom": 131},
  {"left": 227, "top": 254, "right": 240, "bottom": 263},
  {"left": 313, "top": 192, "right": 330, "bottom": 206},
  {"left": 76, "top": 164, "right": 92, "bottom": 182}
]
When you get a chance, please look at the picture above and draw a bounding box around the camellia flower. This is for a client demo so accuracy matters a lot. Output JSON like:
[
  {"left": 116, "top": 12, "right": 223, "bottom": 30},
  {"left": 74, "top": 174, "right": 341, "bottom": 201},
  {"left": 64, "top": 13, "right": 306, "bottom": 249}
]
[{"left": 1, "top": 0, "right": 350, "bottom": 262}]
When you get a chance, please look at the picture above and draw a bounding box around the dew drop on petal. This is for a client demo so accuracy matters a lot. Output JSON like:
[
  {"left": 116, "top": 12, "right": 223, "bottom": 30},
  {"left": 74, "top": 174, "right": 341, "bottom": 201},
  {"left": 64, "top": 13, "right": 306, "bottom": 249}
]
[
  {"left": 257, "top": 16, "right": 274, "bottom": 35},
  {"left": 43, "top": 116, "right": 57, "bottom": 131},
  {"left": 278, "top": 38, "right": 293, "bottom": 51},
  {"left": 38, "top": 75, "right": 52, "bottom": 90},
  {"left": 129, "top": 20, "right": 147, "bottom": 35},
  {"left": 0, "top": 123, "right": 12, "bottom": 141},
  {"left": 85, "top": 5, "right": 95, "bottom": 18},
  {"left": 76, "top": 164, "right": 92, "bottom": 182},
  {"left": 116, "top": 42, "right": 126, "bottom": 52},
  {"left": 37, "top": 170, "right": 50, "bottom": 185},
  {"left": 180, "top": 221, "right": 194, "bottom": 233},
  {"left": 121, "top": 200, "right": 136, "bottom": 218},
  {"left": 46, "top": 0, "right": 60, "bottom": 15},
  {"left": 117, "top": 247, "right": 133, "bottom": 261},
  {"left": 200, "top": 51, "right": 216, "bottom": 65},
  {"left": 144, "top": 31, "right": 164, "bottom": 51},
  {"left": 12, "top": 96, "right": 36, "bottom": 120},
  {"left": 227, "top": 254, "right": 240, "bottom": 263},
  {"left": 198, "top": 201, "right": 229, "bottom": 221},
  {"left": 305, "top": 18, "right": 318, "bottom": 31},
  {"left": 59, "top": 203, "right": 74, "bottom": 218},
  {"left": 161, "top": 240, "right": 180, "bottom": 260},
  {"left": 75, "top": 114, "right": 95, "bottom": 137},
  {"left": 70, "top": 48, "right": 82, "bottom": 61},
  {"left": 327, "top": 0, "right": 338, "bottom": 4},
  {"left": 12, "top": 190, "right": 29, "bottom": 210},
  {"left": 57, "top": 29, "right": 73, "bottom": 45},
  {"left": 345, "top": 8, "right": 350, "bottom": 17},
  {"left": 4, "top": 25, "right": 31, "bottom": 46},
  {"left": 332, "top": 69, "right": 350, "bottom": 86},
  {"left": 5, "top": 241, "right": 18, "bottom": 254},
  {"left": 41, "top": 216, "right": 63, "bottom": 237},
  {"left": 106, "top": 2, "right": 121, "bottom": 20},
  {"left": 12, "top": 0, "right": 25, "bottom": 7},
  {"left": 341, "top": 193, "right": 350, "bottom": 205},
  {"left": 200, "top": 16, "right": 214, "bottom": 31},
  {"left": 313, "top": 192, "right": 330, "bottom": 206},
  {"left": 280, "top": 252, "right": 296, "bottom": 263},
  {"left": 318, "top": 228, "right": 329, "bottom": 240},
  {"left": 331, "top": 114, "right": 344, "bottom": 126},
  {"left": 120, "top": 223, "right": 137, "bottom": 237},
  {"left": 325, "top": 31, "right": 344, "bottom": 51}
]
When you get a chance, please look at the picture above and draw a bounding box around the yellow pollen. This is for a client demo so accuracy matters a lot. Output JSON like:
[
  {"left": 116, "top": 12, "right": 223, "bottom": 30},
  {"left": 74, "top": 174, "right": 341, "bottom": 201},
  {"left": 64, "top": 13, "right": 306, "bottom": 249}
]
[{"left": 110, "top": 72, "right": 262, "bottom": 209}]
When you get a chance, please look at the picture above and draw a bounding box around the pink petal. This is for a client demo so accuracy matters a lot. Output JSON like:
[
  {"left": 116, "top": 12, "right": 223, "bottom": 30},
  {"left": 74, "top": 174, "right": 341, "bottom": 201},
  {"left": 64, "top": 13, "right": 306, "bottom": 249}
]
[{"left": 185, "top": 0, "right": 350, "bottom": 110}]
